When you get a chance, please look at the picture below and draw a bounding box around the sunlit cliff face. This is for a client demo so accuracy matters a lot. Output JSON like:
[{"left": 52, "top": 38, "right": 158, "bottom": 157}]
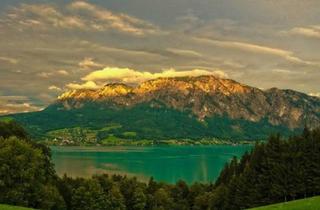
[
  {"left": 56, "top": 75, "right": 320, "bottom": 129},
  {"left": 58, "top": 76, "right": 249, "bottom": 100}
]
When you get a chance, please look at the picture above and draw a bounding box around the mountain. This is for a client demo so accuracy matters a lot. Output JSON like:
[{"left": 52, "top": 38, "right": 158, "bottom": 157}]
[{"left": 3, "top": 75, "right": 320, "bottom": 144}]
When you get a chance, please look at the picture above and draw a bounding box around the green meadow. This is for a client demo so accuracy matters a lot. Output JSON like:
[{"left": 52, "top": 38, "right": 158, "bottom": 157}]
[
  {"left": 0, "top": 204, "right": 34, "bottom": 210},
  {"left": 248, "top": 196, "right": 320, "bottom": 210}
]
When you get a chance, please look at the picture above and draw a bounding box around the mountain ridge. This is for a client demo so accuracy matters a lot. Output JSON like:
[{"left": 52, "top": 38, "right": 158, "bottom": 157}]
[
  {"left": 55, "top": 75, "right": 320, "bottom": 129},
  {"left": 2, "top": 75, "right": 319, "bottom": 143}
]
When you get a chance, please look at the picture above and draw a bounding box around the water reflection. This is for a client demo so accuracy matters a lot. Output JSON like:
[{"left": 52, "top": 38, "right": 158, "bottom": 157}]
[{"left": 51, "top": 145, "right": 251, "bottom": 184}]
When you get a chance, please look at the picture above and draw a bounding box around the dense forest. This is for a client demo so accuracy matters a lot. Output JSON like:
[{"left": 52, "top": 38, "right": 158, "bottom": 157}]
[
  {"left": 8, "top": 103, "right": 298, "bottom": 143},
  {"left": 0, "top": 121, "right": 320, "bottom": 210}
]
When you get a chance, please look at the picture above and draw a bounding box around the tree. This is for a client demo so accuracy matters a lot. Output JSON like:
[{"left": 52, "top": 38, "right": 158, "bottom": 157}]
[
  {"left": 131, "top": 187, "right": 146, "bottom": 210},
  {"left": 193, "top": 192, "right": 213, "bottom": 210},
  {"left": 71, "top": 179, "right": 109, "bottom": 210},
  {"left": 37, "top": 185, "right": 66, "bottom": 210},
  {"left": 172, "top": 180, "right": 189, "bottom": 210},
  {"left": 152, "top": 188, "right": 174, "bottom": 210},
  {"left": 0, "top": 137, "right": 65, "bottom": 209},
  {"left": 106, "top": 184, "right": 126, "bottom": 210},
  {"left": 0, "top": 121, "right": 28, "bottom": 139}
]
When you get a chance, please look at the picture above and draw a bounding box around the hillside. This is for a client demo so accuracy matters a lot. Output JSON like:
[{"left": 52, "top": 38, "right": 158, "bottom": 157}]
[
  {"left": 0, "top": 204, "right": 35, "bottom": 210},
  {"left": 58, "top": 76, "right": 320, "bottom": 129},
  {"left": 247, "top": 196, "right": 320, "bottom": 210},
  {"left": 3, "top": 75, "right": 320, "bottom": 144}
]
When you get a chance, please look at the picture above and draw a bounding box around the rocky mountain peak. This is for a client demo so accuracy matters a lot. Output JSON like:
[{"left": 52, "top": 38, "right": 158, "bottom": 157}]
[
  {"left": 56, "top": 75, "right": 320, "bottom": 129},
  {"left": 133, "top": 75, "right": 252, "bottom": 95},
  {"left": 99, "top": 83, "right": 133, "bottom": 97},
  {"left": 58, "top": 89, "right": 95, "bottom": 101},
  {"left": 58, "top": 75, "right": 253, "bottom": 100}
]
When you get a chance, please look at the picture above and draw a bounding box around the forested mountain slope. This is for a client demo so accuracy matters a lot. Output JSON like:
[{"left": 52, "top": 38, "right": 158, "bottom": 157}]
[{"left": 4, "top": 76, "right": 320, "bottom": 143}]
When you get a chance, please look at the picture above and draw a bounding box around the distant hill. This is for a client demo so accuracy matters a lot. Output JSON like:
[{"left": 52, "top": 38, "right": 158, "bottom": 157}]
[{"left": 3, "top": 75, "right": 320, "bottom": 144}]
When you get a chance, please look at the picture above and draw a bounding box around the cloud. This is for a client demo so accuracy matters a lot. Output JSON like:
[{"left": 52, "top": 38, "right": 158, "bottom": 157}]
[
  {"left": 48, "top": 85, "right": 62, "bottom": 91},
  {"left": 0, "top": 103, "right": 41, "bottom": 115},
  {"left": 37, "top": 72, "right": 52, "bottom": 78},
  {"left": 1, "top": 0, "right": 320, "bottom": 110},
  {"left": 77, "top": 40, "right": 165, "bottom": 61},
  {"left": 0, "top": 95, "right": 42, "bottom": 115},
  {"left": 5, "top": 4, "right": 84, "bottom": 29},
  {"left": 57, "top": 70, "right": 69, "bottom": 76},
  {"left": 309, "top": 92, "right": 320, "bottom": 97},
  {"left": 288, "top": 26, "right": 320, "bottom": 39},
  {"left": 83, "top": 67, "right": 228, "bottom": 83},
  {"left": 78, "top": 57, "right": 103, "bottom": 70},
  {"left": 37, "top": 70, "right": 70, "bottom": 78},
  {"left": 272, "top": 69, "right": 295, "bottom": 74},
  {"left": 166, "top": 48, "right": 202, "bottom": 58},
  {"left": 194, "top": 37, "right": 292, "bottom": 57},
  {"left": 65, "top": 67, "right": 228, "bottom": 89},
  {"left": 66, "top": 81, "right": 100, "bottom": 90},
  {"left": 69, "top": 1, "right": 157, "bottom": 35},
  {"left": 194, "top": 37, "right": 320, "bottom": 67},
  {"left": 0, "top": 56, "right": 18, "bottom": 64},
  {"left": 3, "top": 2, "right": 158, "bottom": 36}
]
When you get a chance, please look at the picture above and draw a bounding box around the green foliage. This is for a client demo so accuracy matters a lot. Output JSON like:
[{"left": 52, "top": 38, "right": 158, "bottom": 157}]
[
  {"left": 1, "top": 121, "right": 320, "bottom": 210},
  {"left": 210, "top": 127, "right": 320, "bottom": 209},
  {"left": 70, "top": 179, "right": 110, "bottom": 210},
  {"left": 8, "top": 103, "right": 300, "bottom": 143},
  {"left": 106, "top": 184, "right": 126, "bottom": 210},
  {"left": 0, "top": 121, "right": 28, "bottom": 139},
  {"left": 152, "top": 188, "right": 174, "bottom": 210},
  {"left": 0, "top": 137, "right": 65, "bottom": 210},
  {"left": 0, "top": 122, "right": 65, "bottom": 210},
  {"left": 0, "top": 117, "right": 14, "bottom": 123},
  {"left": 0, "top": 204, "right": 35, "bottom": 210}
]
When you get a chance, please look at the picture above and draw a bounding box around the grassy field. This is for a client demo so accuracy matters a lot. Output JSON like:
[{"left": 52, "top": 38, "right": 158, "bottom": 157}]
[
  {"left": 248, "top": 196, "right": 320, "bottom": 210},
  {"left": 0, "top": 204, "right": 34, "bottom": 210}
]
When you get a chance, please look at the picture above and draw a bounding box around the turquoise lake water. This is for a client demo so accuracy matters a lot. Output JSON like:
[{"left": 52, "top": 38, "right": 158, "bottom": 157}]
[{"left": 51, "top": 145, "right": 251, "bottom": 184}]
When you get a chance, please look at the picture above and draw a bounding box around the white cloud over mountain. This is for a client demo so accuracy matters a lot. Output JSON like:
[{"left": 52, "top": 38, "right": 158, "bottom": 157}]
[{"left": 66, "top": 67, "right": 228, "bottom": 89}]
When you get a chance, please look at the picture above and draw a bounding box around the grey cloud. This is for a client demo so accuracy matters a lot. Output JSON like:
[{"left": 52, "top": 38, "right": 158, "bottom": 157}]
[
  {"left": 166, "top": 48, "right": 202, "bottom": 58},
  {"left": 0, "top": 95, "right": 43, "bottom": 115},
  {"left": 3, "top": 1, "right": 158, "bottom": 36},
  {"left": 0, "top": 0, "right": 319, "bottom": 114},
  {"left": 0, "top": 56, "right": 18, "bottom": 64},
  {"left": 286, "top": 26, "right": 320, "bottom": 39}
]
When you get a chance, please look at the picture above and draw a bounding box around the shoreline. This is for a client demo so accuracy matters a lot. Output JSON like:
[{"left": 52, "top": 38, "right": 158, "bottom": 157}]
[{"left": 45, "top": 139, "right": 260, "bottom": 147}]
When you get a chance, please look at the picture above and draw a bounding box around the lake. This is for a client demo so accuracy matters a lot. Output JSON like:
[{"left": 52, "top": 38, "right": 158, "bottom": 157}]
[{"left": 51, "top": 145, "right": 252, "bottom": 184}]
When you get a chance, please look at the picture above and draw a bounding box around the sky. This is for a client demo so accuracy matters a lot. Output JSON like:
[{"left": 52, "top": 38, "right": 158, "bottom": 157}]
[{"left": 0, "top": 0, "right": 320, "bottom": 114}]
